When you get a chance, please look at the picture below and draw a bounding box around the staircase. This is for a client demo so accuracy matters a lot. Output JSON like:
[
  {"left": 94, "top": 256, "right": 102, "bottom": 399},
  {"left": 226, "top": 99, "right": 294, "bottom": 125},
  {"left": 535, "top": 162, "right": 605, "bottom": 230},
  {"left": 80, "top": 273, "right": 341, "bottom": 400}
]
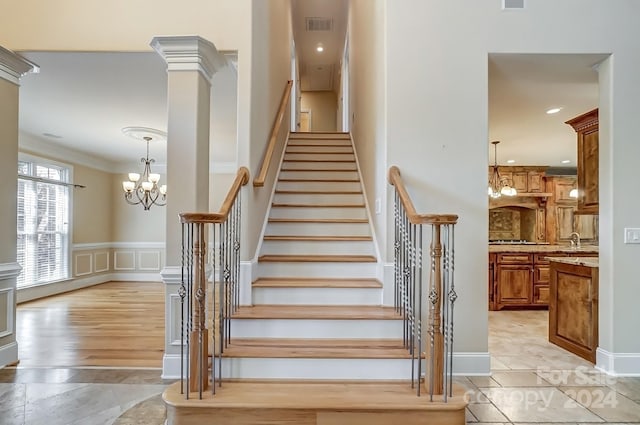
[{"left": 164, "top": 132, "right": 467, "bottom": 425}]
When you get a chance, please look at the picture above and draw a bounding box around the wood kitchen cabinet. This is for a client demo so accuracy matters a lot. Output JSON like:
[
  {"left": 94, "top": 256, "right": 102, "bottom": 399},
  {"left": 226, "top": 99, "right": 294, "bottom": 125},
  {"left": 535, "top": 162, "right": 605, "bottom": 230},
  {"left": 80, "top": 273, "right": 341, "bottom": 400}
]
[
  {"left": 549, "top": 259, "right": 599, "bottom": 363},
  {"left": 494, "top": 253, "right": 533, "bottom": 309},
  {"left": 489, "top": 250, "right": 598, "bottom": 310},
  {"left": 566, "top": 109, "right": 599, "bottom": 214},
  {"left": 545, "top": 176, "right": 598, "bottom": 244}
]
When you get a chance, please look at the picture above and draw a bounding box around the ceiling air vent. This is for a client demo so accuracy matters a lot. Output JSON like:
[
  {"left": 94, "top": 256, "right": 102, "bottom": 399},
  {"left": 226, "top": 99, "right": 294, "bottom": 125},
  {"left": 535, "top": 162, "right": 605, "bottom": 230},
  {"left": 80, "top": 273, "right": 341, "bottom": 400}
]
[
  {"left": 503, "top": 0, "right": 525, "bottom": 9},
  {"left": 305, "top": 17, "right": 333, "bottom": 32}
]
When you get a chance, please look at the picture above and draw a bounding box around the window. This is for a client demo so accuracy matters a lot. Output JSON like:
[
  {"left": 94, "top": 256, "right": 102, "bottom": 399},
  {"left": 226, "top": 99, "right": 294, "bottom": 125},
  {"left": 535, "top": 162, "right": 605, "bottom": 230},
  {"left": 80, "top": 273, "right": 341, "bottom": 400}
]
[{"left": 17, "top": 156, "right": 71, "bottom": 288}]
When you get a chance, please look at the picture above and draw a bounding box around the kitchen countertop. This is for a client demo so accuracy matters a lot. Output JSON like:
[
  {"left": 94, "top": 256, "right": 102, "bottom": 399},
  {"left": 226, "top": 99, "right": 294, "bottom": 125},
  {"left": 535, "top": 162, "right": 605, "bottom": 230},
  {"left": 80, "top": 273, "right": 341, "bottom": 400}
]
[
  {"left": 548, "top": 256, "right": 599, "bottom": 267},
  {"left": 488, "top": 244, "right": 599, "bottom": 253}
]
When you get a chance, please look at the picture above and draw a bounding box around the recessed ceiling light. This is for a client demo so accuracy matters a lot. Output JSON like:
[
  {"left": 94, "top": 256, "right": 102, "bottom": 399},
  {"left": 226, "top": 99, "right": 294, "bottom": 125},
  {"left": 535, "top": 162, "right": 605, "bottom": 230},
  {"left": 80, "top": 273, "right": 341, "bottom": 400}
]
[
  {"left": 561, "top": 159, "right": 571, "bottom": 164},
  {"left": 316, "top": 45, "right": 324, "bottom": 53},
  {"left": 546, "top": 107, "right": 562, "bottom": 114},
  {"left": 507, "top": 159, "right": 515, "bottom": 164}
]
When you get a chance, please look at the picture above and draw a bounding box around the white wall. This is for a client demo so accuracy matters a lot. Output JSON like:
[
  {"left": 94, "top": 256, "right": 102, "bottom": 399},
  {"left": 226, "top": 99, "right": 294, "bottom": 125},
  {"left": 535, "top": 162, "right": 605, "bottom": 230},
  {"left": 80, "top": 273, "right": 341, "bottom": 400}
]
[
  {"left": 348, "top": 0, "right": 387, "bottom": 266},
  {"left": 384, "top": 0, "right": 640, "bottom": 372},
  {"left": 242, "top": 0, "right": 293, "bottom": 260}
]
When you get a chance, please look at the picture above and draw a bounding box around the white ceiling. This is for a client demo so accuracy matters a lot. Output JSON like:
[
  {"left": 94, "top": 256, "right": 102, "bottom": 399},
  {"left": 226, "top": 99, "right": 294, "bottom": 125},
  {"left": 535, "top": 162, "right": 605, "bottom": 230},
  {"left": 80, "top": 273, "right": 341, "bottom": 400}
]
[
  {"left": 292, "top": 0, "right": 348, "bottom": 92},
  {"left": 18, "top": 50, "right": 238, "bottom": 171},
  {"left": 15, "top": 20, "right": 607, "bottom": 173}
]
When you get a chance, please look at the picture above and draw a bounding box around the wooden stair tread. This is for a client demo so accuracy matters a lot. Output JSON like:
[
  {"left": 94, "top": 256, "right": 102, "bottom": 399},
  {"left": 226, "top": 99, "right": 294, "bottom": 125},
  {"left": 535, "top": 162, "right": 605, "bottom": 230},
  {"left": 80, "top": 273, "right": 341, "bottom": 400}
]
[
  {"left": 259, "top": 255, "right": 377, "bottom": 263},
  {"left": 274, "top": 190, "right": 362, "bottom": 194},
  {"left": 253, "top": 277, "right": 382, "bottom": 288},
  {"left": 164, "top": 380, "right": 468, "bottom": 411},
  {"left": 283, "top": 159, "right": 356, "bottom": 163},
  {"left": 285, "top": 150, "right": 354, "bottom": 154},
  {"left": 263, "top": 235, "right": 372, "bottom": 241},
  {"left": 286, "top": 143, "right": 353, "bottom": 148},
  {"left": 271, "top": 203, "right": 365, "bottom": 208},
  {"left": 232, "top": 305, "right": 400, "bottom": 320},
  {"left": 222, "top": 338, "right": 410, "bottom": 359},
  {"left": 268, "top": 218, "right": 368, "bottom": 223},
  {"left": 278, "top": 178, "right": 360, "bottom": 182},
  {"left": 280, "top": 168, "right": 358, "bottom": 172}
]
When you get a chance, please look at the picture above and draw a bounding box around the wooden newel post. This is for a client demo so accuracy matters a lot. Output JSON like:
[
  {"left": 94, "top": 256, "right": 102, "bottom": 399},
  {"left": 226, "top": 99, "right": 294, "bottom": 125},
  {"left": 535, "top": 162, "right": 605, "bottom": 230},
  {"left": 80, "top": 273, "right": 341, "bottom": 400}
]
[
  {"left": 427, "top": 224, "right": 444, "bottom": 395},
  {"left": 190, "top": 223, "right": 209, "bottom": 392}
]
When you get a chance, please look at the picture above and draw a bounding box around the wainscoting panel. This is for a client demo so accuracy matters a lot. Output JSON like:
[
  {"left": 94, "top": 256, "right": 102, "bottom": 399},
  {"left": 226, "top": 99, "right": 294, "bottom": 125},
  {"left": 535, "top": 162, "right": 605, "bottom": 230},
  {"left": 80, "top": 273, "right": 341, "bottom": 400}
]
[
  {"left": 94, "top": 251, "right": 109, "bottom": 273},
  {"left": 74, "top": 253, "right": 93, "bottom": 277},
  {"left": 0, "top": 288, "right": 14, "bottom": 338},
  {"left": 138, "top": 251, "right": 161, "bottom": 271},
  {"left": 114, "top": 251, "right": 136, "bottom": 271}
]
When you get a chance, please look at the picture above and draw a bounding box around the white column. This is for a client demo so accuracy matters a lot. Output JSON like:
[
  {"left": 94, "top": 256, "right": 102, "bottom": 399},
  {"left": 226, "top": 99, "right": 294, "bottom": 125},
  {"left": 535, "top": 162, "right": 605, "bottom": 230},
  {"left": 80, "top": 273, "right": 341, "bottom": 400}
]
[
  {"left": 0, "top": 46, "right": 36, "bottom": 368},
  {"left": 151, "top": 36, "right": 227, "bottom": 378}
]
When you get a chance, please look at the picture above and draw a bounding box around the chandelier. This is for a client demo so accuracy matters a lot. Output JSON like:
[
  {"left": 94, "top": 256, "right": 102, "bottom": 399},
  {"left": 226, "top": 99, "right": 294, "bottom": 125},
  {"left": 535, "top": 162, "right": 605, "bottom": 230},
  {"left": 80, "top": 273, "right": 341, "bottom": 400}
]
[
  {"left": 121, "top": 127, "right": 167, "bottom": 210},
  {"left": 488, "top": 140, "right": 517, "bottom": 198}
]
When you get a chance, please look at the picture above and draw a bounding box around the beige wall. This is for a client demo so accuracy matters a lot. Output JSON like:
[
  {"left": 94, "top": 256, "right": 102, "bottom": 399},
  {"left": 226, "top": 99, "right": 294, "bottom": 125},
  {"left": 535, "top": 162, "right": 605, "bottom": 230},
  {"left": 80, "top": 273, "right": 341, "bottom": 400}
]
[
  {"left": 300, "top": 91, "right": 337, "bottom": 132},
  {"left": 112, "top": 173, "right": 166, "bottom": 243},
  {"left": 73, "top": 164, "right": 113, "bottom": 244},
  {"left": 0, "top": 80, "right": 18, "bottom": 263},
  {"left": 0, "top": 0, "right": 250, "bottom": 52}
]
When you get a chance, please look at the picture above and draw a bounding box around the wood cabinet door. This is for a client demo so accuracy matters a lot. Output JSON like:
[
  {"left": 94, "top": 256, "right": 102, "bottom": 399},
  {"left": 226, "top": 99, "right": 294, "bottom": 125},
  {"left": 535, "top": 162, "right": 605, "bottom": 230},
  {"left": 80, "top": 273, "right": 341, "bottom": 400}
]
[
  {"left": 528, "top": 172, "right": 544, "bottom": 193},
  {"left": 579, "top": 129, "right": 599, "bottom": 213},
  {"left": 511, "top": 172, "right": 528, "bottom": 193},
  {"left": 496, "top": 265, "right": 532, "bottom": 308},
  {"left": 553, "top": 177, "right": 577, "bottom": 203},
  {"left": 575, "top": 214, "right": 598, "bottom": 242},
  {"left": 556, "top": 206, "right": 575, "bottom": 242}
]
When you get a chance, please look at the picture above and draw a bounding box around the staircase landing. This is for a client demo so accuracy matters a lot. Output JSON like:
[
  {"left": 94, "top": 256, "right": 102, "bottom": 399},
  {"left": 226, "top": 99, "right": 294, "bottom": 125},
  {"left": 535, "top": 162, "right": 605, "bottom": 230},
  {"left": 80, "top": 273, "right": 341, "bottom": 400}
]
[{"left": 163, "top": 380, "right": 467, "bottom": 425}]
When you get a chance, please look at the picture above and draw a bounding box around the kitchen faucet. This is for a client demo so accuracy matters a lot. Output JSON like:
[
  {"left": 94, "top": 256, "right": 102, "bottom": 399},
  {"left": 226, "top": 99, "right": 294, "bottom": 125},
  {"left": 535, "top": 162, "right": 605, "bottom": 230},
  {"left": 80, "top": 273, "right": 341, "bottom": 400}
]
[{"left": 570, "top": 232, "right": 581, "bottom": 248}]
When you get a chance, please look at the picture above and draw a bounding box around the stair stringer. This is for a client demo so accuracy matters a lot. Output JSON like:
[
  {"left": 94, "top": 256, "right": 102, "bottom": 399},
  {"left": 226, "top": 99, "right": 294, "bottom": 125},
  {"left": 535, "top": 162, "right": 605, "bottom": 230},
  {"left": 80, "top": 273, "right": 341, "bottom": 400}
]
[{"left": 349, "top": 131, "right": 387, "bottom": 303}]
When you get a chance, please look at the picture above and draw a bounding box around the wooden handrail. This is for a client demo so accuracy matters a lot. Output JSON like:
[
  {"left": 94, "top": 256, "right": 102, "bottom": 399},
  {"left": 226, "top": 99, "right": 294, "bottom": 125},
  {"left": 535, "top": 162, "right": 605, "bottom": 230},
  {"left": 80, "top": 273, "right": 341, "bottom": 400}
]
[
  {"left": 387, "top": 166, "right": 458, "bottom": 225},
  {"left": 253, "top": 80, "right": 293, "bottom": 187},
  {"left": 180, "top": 167, "right": 250, "bottom": 224}
]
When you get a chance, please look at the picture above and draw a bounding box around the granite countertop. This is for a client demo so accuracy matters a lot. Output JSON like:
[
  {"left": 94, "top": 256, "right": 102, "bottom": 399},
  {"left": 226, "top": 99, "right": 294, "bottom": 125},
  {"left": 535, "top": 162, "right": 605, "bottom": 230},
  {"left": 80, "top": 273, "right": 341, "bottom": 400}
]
[
  {"left": 547, "top": 256, "right": 599, "bottom": 267},
  {"left": 488, "top": 244, "right": 599, "bottom": 253}
]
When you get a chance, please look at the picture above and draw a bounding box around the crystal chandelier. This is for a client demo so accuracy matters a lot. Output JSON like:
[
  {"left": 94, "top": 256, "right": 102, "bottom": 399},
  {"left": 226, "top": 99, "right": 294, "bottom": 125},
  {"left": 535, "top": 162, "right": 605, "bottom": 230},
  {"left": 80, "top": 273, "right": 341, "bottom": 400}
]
[
  {"left": 121, "top": 127, "right": 167, "bottom": 210},
  {"left": 488, "top": 140, "right": 517, "bottom": 198}
]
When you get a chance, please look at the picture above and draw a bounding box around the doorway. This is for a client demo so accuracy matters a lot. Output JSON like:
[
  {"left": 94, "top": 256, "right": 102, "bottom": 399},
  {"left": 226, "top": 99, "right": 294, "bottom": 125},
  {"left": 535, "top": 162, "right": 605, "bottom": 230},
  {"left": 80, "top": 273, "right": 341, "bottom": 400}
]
[{"left": 487, "top": 53, "right": 606, "bottom": 372}]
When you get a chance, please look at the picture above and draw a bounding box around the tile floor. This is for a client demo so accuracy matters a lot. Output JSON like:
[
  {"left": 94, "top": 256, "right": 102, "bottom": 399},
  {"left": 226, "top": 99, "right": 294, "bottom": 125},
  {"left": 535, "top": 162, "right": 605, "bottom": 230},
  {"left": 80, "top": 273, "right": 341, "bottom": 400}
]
[{"left": 0, "top": 310, "right": 638, "bottom": 424}]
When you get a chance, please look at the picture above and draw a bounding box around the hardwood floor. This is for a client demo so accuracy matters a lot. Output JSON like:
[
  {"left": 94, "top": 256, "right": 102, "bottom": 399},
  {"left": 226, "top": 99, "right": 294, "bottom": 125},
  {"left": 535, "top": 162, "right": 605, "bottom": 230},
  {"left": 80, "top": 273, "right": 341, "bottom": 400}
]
[{"left": 16, "top": 281, "right": 165, "bottom": 368}]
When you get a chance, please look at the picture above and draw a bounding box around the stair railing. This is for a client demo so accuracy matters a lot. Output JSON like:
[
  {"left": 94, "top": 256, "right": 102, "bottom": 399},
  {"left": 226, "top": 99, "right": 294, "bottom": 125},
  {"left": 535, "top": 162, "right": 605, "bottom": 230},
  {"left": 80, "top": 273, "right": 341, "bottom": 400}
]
[
  {"left": 253, "top": 80, "right": 293, "bottom": 187},
  {"left": 388, "top": 166, "right": 458, "bottom": 400},
  {"left": 178, "top": 166, "right": 250, "bottom": 399}
]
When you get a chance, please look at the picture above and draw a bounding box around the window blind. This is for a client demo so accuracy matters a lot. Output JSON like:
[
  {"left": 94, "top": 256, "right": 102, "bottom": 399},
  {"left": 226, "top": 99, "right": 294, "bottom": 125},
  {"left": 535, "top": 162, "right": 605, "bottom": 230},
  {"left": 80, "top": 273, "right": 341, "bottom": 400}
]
[{"left": 17, "top": 159, "right": 70, "bottom": 288}]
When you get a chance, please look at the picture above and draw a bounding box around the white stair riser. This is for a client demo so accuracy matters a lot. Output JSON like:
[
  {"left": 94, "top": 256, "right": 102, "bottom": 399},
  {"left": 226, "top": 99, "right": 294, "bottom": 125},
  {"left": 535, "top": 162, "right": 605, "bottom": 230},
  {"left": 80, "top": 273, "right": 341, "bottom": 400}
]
[
  {"left": 282, "top": 162, "right": 356, "bottom": 170},
  {"left": 257, "top": 261, "right": 377, "bottom": 278},
  {"left": 268, "top": 207, "right": 367, "bottom": 220},
  {"left": 230, "top": 318, "right": 401, "bottom": 339},
  {"left": 278, "top": 171, "right": 359, "bottom": 180},
  {"left": 260, "top": 240, "right": 374, "bottom": 256},
  {"left": 220, "top": 358, "right": 413, "bottom": 380},
  {"left": 284, "top": 153, "right": 355, "bottom": 162},
  {"left": 273, "top": 193, "right": 364, "bottom": 205},
  {"left": 252, "top": 286, "right": 381, "bottom": 305},
  {"left": 265, "top": 222, "right": 370, "bottom": 236},
  {"left": 286, "top": 146, "right": 353, "bottom": 153},
  {"left": 277, "top": 181, "right": 362, "bottom": 192}
]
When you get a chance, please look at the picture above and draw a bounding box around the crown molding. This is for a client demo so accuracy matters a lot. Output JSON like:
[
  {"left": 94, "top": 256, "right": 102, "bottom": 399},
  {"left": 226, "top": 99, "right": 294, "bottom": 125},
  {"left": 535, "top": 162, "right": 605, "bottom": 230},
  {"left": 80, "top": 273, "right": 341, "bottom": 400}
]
[
  {"left": 0, "top": 46, "right": 38, "bottom": 85},
  {"left": 222, "top": 52, "right": 238, "bottom": 74},
  {"left": 19, "top": 131, "right": 117, "bottom": 173},
  {"left": 150, "top": 36, "right": 227, "bottom": 83}
]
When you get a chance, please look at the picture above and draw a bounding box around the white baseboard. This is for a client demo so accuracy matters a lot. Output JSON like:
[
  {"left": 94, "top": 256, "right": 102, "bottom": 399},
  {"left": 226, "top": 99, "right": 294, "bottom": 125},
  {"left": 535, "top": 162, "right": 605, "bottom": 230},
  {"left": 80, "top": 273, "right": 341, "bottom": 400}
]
[
  {"left": 0, "top": 341, "right": 18, "bottom": 369},
  {"left": 453, "top": 352, "right": 491, "bottom": 376},
  {"left": 162, "top": 353, "right": 187, "bottom": 380},
  {"left": 596, "top": 348, "right": 640, "bottom": 376}
]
